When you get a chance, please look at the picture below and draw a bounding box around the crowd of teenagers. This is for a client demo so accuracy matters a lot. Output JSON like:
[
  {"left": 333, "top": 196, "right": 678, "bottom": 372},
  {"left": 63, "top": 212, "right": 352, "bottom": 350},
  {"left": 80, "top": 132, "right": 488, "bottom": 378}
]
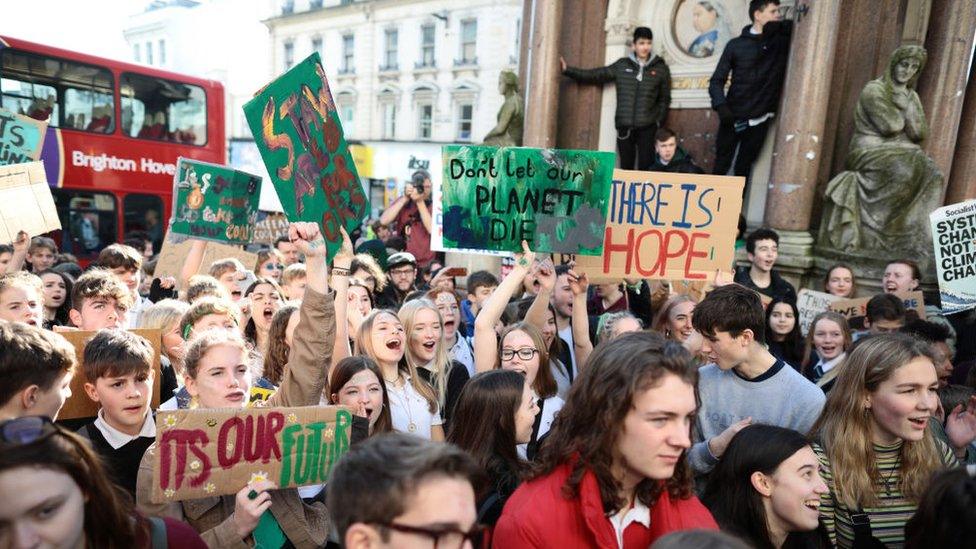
[{"left": 2, "top": 208, "right": 976, "bottom": 549}]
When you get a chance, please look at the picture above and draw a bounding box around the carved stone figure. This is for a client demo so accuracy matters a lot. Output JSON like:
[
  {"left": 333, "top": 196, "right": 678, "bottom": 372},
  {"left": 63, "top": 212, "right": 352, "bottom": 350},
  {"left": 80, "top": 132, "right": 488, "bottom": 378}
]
[
  {"left": 483, "top": 71, "right": 524, "bottom": 147},
  {"left": 819, "top": 45, "right": 943, "bottom": 258}
]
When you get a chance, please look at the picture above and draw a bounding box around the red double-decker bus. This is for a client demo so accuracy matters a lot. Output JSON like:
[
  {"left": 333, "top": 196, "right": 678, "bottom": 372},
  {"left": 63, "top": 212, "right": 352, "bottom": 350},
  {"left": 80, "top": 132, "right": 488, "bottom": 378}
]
[{"left": 0, "top": 35, "right": 225, "bottom": 262}]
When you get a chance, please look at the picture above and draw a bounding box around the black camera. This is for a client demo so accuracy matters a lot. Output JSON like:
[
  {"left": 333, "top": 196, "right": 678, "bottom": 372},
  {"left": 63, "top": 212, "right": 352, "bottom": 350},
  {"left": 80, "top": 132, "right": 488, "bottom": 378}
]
[{"left": 411, "top": 170, "right": 429, "bottom": 193}]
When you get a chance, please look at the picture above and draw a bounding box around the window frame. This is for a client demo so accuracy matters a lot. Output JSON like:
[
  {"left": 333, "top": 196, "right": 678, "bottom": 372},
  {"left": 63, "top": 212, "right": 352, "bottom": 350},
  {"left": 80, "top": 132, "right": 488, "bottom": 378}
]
[
  {"left": 460, "top": 19, "right": 477, "bottom": 63},
  {"left": 119, "top": 71, "right": 209, "bottom": 147},
  {"left": 383, "top": 28, "right": 399, "bottom": 70},
  {"left": 417, "top": 102, "right": 433, "bottom": 140},
  {"left": 341, "top": 34, "right": 355, "bottom": 73},
  {"left": 51, "top": 188, "right": 119, "bottom": 261},
  {"left": 284, "top": 40, "right": 295, "bottom": 71},
  {"left": 420, "top": 24, "right": 436, "bottom": 67},
  {"left": 456, "top": 103, "right": 473, "bottom": 142}
]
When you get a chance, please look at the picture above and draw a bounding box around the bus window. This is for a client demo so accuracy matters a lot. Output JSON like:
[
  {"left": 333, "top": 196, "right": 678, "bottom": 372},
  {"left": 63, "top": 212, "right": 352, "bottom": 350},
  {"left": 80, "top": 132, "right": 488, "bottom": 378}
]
[
  {"left": 121, "top": 72, "right": 207, "bottom": 145},
  {"left": 123, "top": 193, "right": 165, "bottom": 252},
  {"left": 0, "top": 48, "right": 114, "bottom": 133},
  {"left": 52, "top": 189, "right": 117, "bottom": 260}
]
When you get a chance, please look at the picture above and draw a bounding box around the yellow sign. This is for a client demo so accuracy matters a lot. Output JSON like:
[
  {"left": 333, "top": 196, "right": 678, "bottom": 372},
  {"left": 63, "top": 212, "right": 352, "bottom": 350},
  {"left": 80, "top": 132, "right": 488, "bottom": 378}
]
[{"left": 349, "top": 144, "right": 373, "bottom": 178}]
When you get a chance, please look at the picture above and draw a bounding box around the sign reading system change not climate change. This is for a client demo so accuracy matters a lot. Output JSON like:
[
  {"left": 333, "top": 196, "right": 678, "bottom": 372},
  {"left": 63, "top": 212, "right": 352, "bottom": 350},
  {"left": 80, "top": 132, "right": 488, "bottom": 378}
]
[{"left": 930, "top": 199, "right": 976, "bottom": 314}]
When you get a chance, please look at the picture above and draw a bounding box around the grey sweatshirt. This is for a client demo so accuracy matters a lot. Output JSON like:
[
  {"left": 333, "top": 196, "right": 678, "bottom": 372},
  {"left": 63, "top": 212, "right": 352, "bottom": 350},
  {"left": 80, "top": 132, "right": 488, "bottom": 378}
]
[{"left": 690, "top": 359, "right": 826, "bottom": 474}]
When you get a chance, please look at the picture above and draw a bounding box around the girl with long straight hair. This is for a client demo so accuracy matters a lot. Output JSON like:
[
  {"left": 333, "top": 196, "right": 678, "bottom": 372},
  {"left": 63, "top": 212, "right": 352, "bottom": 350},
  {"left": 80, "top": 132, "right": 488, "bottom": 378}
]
[
  {"left": 261, "top": 304, "right": 299, "bottom": 386},
  {"left": 447, "top": 369, "right": 539, "bottom": 527},
  {"left": 810, "top": 333, "right": 967, "bottom": 548},
  {"left": 766, "top": 298, "right": 805, "bottom": 368},
  {"left": 702, "top": 424, "right": 829, "bottom": 549},
  {"left": 328, "top": 355, "right": 393, "bottom": 436},
  {"left": 241, "top": 276, "right": 284, "bottom": 357},
  {"left": 355, "top": 309, "right": 443, "bottom": 440}
]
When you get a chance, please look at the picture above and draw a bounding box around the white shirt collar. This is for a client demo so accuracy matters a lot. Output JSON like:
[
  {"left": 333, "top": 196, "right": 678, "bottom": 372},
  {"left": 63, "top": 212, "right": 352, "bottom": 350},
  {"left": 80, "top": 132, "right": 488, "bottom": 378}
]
[
  {"left": 609, "top": 497, "right": 651, "bottom": 548},
  {"left": 819, "top": 352, "right": 846, "bottom": 373},
  {"left": 94, "top": 408, "right": 156, "bottom": 449}
]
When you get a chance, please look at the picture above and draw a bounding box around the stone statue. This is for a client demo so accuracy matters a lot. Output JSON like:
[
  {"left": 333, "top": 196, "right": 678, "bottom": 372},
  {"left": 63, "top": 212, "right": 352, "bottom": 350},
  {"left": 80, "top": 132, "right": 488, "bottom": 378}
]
[
  {"left": 483, "top": 70, "right": 524, "bottom": 146},
  {"left": 819, "top": 45, "right": 943, "bottom": 258}
]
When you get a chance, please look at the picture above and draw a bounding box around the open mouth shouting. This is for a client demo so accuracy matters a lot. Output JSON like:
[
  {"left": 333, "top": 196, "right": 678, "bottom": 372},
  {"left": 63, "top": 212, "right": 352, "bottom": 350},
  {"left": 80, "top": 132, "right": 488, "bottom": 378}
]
[
  {"left": 262, "top": 305, "right": 275, "bottom": 323},
  {"left": 385, "top": 337, "right": 403, "bottom": 352}
]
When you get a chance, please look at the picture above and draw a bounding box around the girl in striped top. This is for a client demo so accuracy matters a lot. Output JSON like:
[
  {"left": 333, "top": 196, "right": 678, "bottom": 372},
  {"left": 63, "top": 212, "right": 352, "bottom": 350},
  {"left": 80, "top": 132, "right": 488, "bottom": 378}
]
[{"left": 810, "top": 333, "right": 960, "bottom": 548}]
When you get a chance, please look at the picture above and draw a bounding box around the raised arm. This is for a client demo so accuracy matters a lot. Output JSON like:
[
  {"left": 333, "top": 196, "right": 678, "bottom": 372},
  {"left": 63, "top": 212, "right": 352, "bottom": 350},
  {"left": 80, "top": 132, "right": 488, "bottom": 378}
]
[
  {"left": 563, "top": 59, "right": 617, "bottom": 85},
  {"left": 2, "top": 231, "right": 29, "bottom": 273},
  {"left": 330, "top": 228, "right": 354, "bottom": 365},
  {"left": 474, "top": 242, "right": 535, "bottom": 373},
  {"left": 271, "top": 222, "right": 334, "bottom": 407},
  {"left": 523, "top": 260, "right": 555, "bottom": 331},
  {"left": 379, "top": 195, "right": 409, "bottom": 226},
  {"left": 568, "top": 270, "right": 593, "bottom": 370},
  {"left": 179, "top": 239, "right": 208, "bottom": 287}
]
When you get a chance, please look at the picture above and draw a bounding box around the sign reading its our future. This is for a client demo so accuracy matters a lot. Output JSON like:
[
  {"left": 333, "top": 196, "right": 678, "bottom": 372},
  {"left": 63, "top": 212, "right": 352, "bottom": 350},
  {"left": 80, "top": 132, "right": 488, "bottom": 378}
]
[
  {"left": 575, "top": 170, "right": 744, "bottom": 281},
  {"left": 439, "top": 146, "right": 615, "bottom": 255},
  {"left": 151, "top": 406, "right": 352, "bottom": 502},
  {"left": 930, "top": 199, "right": 976, "bottom": 314}
]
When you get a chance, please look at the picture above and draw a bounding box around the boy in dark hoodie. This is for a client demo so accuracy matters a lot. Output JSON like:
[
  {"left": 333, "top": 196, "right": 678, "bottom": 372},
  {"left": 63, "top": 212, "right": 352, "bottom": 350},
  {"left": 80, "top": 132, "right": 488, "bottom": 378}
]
[
  {"left": 561, "top": 26, "right": 671, "bottom": 171},
  {"left": 651, "top": 127, "right": 705, "bottom": 173}
]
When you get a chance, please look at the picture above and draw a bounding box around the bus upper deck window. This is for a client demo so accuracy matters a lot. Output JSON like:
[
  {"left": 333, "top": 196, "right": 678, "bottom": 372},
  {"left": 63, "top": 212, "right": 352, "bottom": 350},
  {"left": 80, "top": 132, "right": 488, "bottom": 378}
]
[
  {"left": 0, "top": 49, "right": 113, "bottom": 133},
  {"left": 121, "top": 72, "right": 207, "bottom": 146}
]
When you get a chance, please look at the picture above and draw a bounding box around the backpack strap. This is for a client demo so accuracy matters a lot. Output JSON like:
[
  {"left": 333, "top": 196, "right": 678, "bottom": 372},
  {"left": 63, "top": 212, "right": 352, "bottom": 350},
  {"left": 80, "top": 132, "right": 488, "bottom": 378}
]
[
  {"left": 849, "top": 507, "right": 886, "bottom": 549},
  {"left": 148, "top": 516, "right": 168, "bottom": 549}
]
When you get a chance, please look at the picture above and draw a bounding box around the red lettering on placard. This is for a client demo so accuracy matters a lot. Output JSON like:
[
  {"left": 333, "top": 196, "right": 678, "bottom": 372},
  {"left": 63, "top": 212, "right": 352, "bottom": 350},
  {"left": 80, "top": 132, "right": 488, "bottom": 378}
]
[{"left": 159, "top": 429, "right": 211, "bottom": 490}]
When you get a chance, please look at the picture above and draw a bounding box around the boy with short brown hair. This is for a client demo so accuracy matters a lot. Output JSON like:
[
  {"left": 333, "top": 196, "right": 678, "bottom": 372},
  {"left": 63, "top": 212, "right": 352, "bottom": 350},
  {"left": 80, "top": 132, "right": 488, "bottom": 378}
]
[
  {"left": 78, "top": 329, "right": 156, "bottom": 497},
  {"left": 280, "top": 263, "right": 308, "bottom": 302},
  {"left": 27, "top": 236, "right": 58, "bottom": 272},
  {"left": 0, "top": 322, "right": 76, "bottom": 420},
  {"left": 97, "top": 243, "right": 149, "bottom": 327},
  {"left": 69, "top": 269, "right": 133, "bottom": 330}
]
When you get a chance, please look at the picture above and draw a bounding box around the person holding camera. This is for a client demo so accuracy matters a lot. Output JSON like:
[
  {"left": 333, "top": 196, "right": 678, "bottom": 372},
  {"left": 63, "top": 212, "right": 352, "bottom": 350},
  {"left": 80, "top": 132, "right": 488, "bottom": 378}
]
[{"left": 380, "top": 169, "right": 435, "bottom": 267}]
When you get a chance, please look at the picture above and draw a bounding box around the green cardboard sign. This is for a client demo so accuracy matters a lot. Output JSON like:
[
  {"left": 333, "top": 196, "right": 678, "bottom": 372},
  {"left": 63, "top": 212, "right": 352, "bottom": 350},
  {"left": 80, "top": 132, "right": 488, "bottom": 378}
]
[
  {"left": 243, "top": 53, "right": 368, "bottom": 260},
  {"left": 0, "top": 106, "right": 48, "bottom": 165},
  {"left": 169, "top": 158, "right": 261, "bottom": 245},
  {"left": 440, "top": 146, "right": 615, "bottom": 255}
]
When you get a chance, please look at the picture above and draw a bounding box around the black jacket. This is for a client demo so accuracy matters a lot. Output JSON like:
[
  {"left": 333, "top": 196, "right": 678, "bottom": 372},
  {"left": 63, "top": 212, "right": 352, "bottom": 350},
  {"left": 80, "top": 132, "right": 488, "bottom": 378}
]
[
  {"left": 734, "top": 265, "right": 797, "bottom": 304},
  {"left": 709, "top": 21, "right": 793, "bottom": 120},
  {"left": 564, "top": 53, "right": 671, "bottom": 130},
  {"left": 651, "top": 146, "right": 705, "bottom": 174}
]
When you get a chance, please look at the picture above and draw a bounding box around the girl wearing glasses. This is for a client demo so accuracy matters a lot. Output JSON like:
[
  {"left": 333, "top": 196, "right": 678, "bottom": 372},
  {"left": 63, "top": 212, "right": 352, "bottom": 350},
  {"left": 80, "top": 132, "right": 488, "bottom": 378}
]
[
  {"left": 135, "top": 222, "right": 337, "bottom": 548},
  {"left": 254, "top": 248, "right": 285, "bottom": 283},
  {"left": 0, "top": 416, "right": 206, "bottom": 548},
  {"left": 355, "top": 309, "right": 443, "bottom": 440}
]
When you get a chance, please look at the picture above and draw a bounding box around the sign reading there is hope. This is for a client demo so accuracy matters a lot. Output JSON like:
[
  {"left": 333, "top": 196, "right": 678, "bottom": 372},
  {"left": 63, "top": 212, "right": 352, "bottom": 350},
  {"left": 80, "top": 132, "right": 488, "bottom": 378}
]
[
  {"left": 930, "top": 199, "right": 976, "bottom": 314},
  {"left": 575, "top": 170, "right": 744, "bottom": 281},
  {"left": 439, "top": 146, "right": 615, "bottom": 255},
  {"left": 151, "top": 406, "right": 352, "bottom": 503},
  {"left": 169, "top": 158, "right": 262, "bottom": 245},
  {"left": 243, "top": 53, "right": 368, "bottom": 261}
]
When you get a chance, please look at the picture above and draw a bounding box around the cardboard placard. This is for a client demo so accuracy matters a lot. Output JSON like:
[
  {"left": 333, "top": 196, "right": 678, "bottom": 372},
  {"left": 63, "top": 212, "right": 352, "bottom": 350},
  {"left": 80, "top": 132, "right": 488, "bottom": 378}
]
[
  {"left": 169, "top": 158, "right": 262, "bottom": 245},
  {"left": 0, "top": 162, "right": 61, "bottom": 244},
  {"left": 575, "top": 170, "right": 744, "bottom": 282},
  {"left": 243, "top": 52, "right": 369, "bottom": 260},
  {"left": 796, "top": 289, "right": 842, "bottom": 336},
  {"left": 829, "top": 291, "right": 926, "bottom": 330},
  {"left": 0, "top": 106, "right": 48, "bottom": 165},
  {"left": 253, "top": 211, "right": 290, "bottom": 245},
  {"left": 154, "top": 235, "right": 259, "bottom": 290},
  {"left": 58, "top": 329, "right": 163, "bottom": 420},
  {"left": 930, "top": 199, "right": 976, "bottom": 315},
  {"left": 439, "top": 145, "right": 615, "bottom": 255},
  {"left": 151, "top": 406, "right": 352, "bottom": 503}
]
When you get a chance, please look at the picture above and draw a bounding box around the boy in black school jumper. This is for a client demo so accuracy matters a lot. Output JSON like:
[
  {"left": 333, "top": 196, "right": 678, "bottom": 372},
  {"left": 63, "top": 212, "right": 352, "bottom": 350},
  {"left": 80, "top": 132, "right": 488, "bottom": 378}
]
[{"left": 77, "top": 329, "right": 156, "bottom": 499}]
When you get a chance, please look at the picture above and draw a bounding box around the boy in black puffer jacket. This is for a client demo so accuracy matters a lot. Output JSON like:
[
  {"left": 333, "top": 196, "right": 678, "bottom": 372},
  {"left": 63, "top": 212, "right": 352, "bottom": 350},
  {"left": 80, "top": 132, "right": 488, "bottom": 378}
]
[{"left": 562, "top": 26, "right": 670, "bottom": 171}]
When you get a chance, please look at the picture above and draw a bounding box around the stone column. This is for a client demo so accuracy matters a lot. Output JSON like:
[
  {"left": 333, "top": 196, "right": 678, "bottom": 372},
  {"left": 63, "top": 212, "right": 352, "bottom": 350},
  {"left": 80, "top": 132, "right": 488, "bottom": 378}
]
[
  {"left": 522, "top": 0, "right": 564, "bottom": 148},
  {"left": 915, "top": 0, "right": 976, "bottom": 189},
  {"left": 945, "top": 49, "right": 976, "bottom": 205},
  {"left": 762, "top": 0, "right": 843, "bottom": 283}
]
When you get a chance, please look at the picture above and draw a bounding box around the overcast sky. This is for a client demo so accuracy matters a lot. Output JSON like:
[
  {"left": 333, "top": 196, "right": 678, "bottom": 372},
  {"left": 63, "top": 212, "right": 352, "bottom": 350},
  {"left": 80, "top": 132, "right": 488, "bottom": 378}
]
[{"left": 3, "top": 1, "right": 143, "bottom": 59}]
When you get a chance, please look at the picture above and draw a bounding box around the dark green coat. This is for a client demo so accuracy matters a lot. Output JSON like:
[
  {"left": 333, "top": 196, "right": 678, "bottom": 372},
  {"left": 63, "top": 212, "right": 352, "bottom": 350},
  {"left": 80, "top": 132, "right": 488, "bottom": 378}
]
[{"left": 564, "top": 53, "right": 671, "bottom": 130}]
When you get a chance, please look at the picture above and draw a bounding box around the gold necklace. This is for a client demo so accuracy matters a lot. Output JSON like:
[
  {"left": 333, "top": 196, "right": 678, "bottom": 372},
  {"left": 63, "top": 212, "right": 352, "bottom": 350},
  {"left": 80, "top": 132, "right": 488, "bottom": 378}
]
[{"left": 386, "top": 376, "right": 417, "bottom": 433}]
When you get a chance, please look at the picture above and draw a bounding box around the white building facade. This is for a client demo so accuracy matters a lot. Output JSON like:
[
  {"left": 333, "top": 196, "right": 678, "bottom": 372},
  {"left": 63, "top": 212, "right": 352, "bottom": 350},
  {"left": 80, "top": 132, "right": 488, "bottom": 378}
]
[{"left": 264, "top": 0, "right": 522, "bottom": 208}]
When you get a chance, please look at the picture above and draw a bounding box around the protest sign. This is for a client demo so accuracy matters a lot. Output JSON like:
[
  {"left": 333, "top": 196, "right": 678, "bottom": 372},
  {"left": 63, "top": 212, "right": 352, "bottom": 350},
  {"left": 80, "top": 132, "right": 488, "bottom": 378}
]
[
  {"left": 253, "top": 211, "right": 290, "bottom": 245},
  {"left": 575, "top": 169, "right": 744, "bottom": 282},
  {"left": 829, "top": 291, "right": 926, "bottom": 330},
  {"left": 58, "top": 330, "right": 162, "bottom": 420},
  {"left": 154, "top": 234, "right": 258, "bottom": 290},
  {"left": 796, "top": 289, "right": 842, "bottom": 336},
  {"left": 0, "top": 161, "right": 61, "bottom": 243},
  {"left": 169, "top": 158, "right": 261, "bottom": 245},
  {"left": 243, "top": 52, "right": 368, "bottom": 260},
  {"left": 431, "top": 170, "right": 510, "bottom": 257},
  {"left": 151, "top": 406, "right": 352, "bottom": 502},
  {"left": 930, "top": 199, "right": 976, "bottom": 314},
  {"left": 0, "top": 107, "right": 48, "bottom": 165},
  {"left": 439, "top": 146, "right": 615, "bottom": 255}
]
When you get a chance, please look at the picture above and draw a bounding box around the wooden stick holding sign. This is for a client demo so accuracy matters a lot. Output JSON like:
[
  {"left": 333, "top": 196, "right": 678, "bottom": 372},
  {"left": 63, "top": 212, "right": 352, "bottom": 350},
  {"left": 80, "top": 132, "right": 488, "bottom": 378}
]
[
  {"left": 151, "top": 406, "right": 352, "bottom": 503},
  {"left": 575, "top": 170, "right": 744, "bottom": 282}
]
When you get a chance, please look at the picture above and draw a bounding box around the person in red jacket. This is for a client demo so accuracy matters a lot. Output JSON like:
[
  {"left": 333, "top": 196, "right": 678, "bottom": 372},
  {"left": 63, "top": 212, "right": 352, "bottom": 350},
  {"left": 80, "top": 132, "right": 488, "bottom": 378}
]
[{"left": 493, "top": 331, "right": 718, "bottom": 548}]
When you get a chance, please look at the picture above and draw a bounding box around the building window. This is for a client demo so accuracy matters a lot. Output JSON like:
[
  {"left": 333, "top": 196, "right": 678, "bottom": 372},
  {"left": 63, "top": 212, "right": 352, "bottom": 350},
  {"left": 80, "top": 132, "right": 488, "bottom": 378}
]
[
  {"left": 512, "top": 18, "right": 521, "bottom": 65},
  {"left": 158, "top": 39, "right": 166, "bottom": 65},
  {"left": 381, "top": 103, "right": 396, "bottom": 139},
  {"left": 339, "top": 101, "right": 355, "bottom": 137},
  {"left": 418, "top": 103, "right": 432, "bottom": 140},
  {"left": 383, "top": 28, "right": 398, "bottom": 70},
  {"left": 311, "top": 36, "right": 322, "bottom": 59},
  {"left": 282, "top": 0, "right": 294, "bottom": 15},
  {"left": 309, "top": 0, "right": 323, "bottom": 8},
  {"left": 457, "top": 103, "right": 473, "bottom": 141},
  {"left": 459, "top": 19, "right": 477, "bottom": 64},
  {"left": 145, "top": 41, "right": 153, "bottom": 65},
  {"left": 420, "top": 24, "right": 435, "bottom": 67},
  {"left": 284, "top": 41, "right": 294, "bottom": 71},
  {"left": 341, "top": 34, "right": 354, "bottom": 73},
  {"left": 133, "top": 43, "right": 141, "bottom": 62}
]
